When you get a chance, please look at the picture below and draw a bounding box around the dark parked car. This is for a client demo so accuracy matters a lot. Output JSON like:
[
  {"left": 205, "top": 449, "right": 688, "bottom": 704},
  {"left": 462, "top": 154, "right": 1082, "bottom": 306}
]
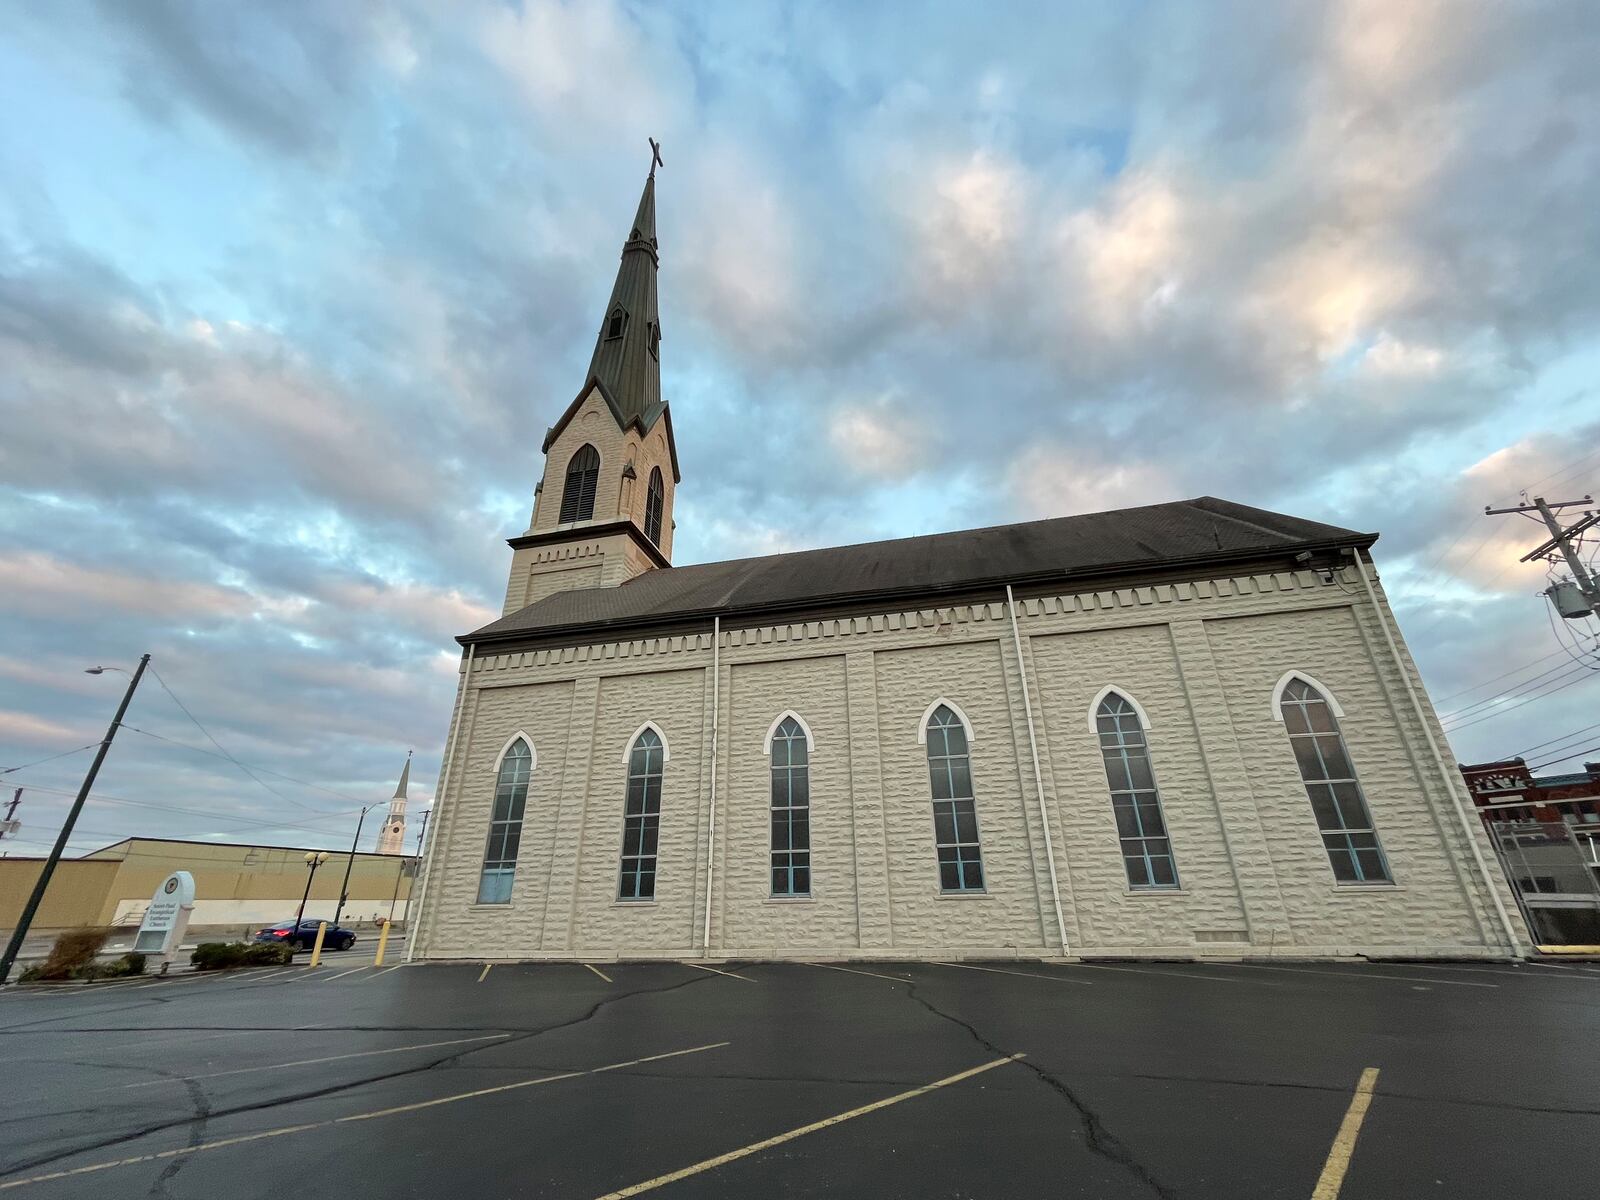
[{"left": 254, "top": 919, "right": 357, "bottom": 951}]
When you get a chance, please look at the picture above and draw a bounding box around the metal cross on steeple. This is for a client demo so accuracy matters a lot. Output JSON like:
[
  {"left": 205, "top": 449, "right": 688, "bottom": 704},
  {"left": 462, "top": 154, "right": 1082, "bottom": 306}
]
[{"left": 648, "top": 137, "right": 663, "bottom": 178}]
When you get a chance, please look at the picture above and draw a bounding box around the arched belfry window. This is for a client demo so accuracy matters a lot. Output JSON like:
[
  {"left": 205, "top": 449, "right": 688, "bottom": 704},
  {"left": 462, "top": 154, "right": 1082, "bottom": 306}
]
[
  {"left": 647, "top": 321, "right": 660, "bottom": 359},
  {"left": 767, "top": 715, "right": 811, "bottom": 896},
  {"left": 924, "top": 704, "right": 985, "bottom": 892},
  {"left": 619, "top": 726, "right": 665, "bottom": 900},
  {"left": 559, "top": 444, "right": 599, "bottom": 524},
  {"left": 477, "top": 737, "right": 532, "bottom": 904},
  {"left": 644, "top": 467, "right": 664, "bottom": 546},
  {"left": 605, "top": 307, "right": 626, "bottom": 339},
  {"left": 1278, "top": 676, "right": 1392, "bottom": 884},
  {"left": 1095, "top": 693, "right": 1178, "bottom": 889}
]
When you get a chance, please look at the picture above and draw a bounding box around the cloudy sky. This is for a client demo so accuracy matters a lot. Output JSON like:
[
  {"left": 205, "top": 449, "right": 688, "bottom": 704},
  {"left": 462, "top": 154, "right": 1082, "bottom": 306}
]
[{"left": 2, "top": 0, "right": 1599, "bottom": 857}]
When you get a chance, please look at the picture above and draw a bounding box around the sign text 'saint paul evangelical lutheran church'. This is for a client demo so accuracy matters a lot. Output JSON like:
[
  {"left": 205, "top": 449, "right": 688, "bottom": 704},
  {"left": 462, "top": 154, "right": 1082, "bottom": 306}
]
[{"left": 407, "top": 153, "right": 1526, "bottom": 963}]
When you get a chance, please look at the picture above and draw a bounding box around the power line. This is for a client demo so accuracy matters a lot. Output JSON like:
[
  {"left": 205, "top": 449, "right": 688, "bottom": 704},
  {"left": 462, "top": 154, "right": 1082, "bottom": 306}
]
[
  {"left": 116, "top": 725, "right": 377, "bottom": 805},
  {"left": 1442, "top": 669, "right": 1600, "bottom": 735},
  {"left": 1509, "top": 719, "right": 1600, "bottom": 761},
  {"left": 145, "top": 664, "right": 321, "bottom": 813},
  {"left": 0, "top": 743, "right": 103, "bottom": 776},
  {"left": 1526, "top": 742, "right": 1600, "bottom": 772},
  {"left": 1431, "top": 644, "right": 1576, "bottom": 704},
  {"left": 9, "top": 781, "right": 365, "bottom": 838},
  {"left": 1439, "top": 658, "right": 1590, "bottom": 726}
]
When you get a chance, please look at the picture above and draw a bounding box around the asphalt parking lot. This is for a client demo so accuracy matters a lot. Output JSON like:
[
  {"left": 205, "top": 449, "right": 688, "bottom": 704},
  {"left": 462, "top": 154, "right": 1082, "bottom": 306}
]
[{"left": 1, "top": 956, "right": 1597, "bottom": 1199}]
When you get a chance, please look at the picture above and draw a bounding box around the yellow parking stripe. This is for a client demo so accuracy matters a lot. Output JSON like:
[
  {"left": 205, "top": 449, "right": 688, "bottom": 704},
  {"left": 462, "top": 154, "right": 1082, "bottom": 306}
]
[
  {"left": 1311, "top": 1067, "right": 1380, "bottom": 1199},
  {"left": 590, "top": 1054, "right": 1026, "bottom": 1198},
  {"left": 477, "top": 964, "right": 493, "bottom": 983},
  {"left": 0, "top": 1042, "right": 730, "bottom": 1192},
  {"left": 583, "top": 963, "right": 613, "bottom": 983}
]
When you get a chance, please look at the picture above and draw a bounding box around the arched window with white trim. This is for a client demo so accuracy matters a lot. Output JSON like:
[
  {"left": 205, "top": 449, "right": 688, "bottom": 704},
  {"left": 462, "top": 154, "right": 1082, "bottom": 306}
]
[
  {"left": 924, "top": 704, "right": 984, "bottom": 892},
  {"left": 619, "top": 726, "right": 665, "bottom": 900},
  {"left": 1095, "top": 693, "right": 1178, "bottom": 889},
  {"left": 767, "top": 715, "right": 811, "bottom": 896},
  {"left": 477, "top": 738, "right": 532, "bottom": 904},
  {"left": 1278, "top": 676, "right": 1392, "bottom": 884}
]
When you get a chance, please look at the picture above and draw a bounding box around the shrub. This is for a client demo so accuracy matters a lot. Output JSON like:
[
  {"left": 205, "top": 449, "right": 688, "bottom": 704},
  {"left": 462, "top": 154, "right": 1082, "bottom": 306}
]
[
  {"left": 191, "top": 942, "right": 247, "bottom": 970},
  {"left": 191, "top": 941, "right": 294, "bottom": 970},
  {"left": 31, "top": 927, "right": 111, "bottom": 981},
  {"left": 79, "top": 952, "right": 147, "bottom": 981},
  {"left": 244, "top": 942, "right": 294, "bottom": 965}
]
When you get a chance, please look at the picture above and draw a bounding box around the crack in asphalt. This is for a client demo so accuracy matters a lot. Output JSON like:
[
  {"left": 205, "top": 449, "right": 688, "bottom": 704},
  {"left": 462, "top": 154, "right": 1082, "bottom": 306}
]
[
  {"left": 0, "top": 973, "right": 717, "bottom": 1180},
  {"left": 901, "top": 975, "right": 1178, "bottom": 1200}
]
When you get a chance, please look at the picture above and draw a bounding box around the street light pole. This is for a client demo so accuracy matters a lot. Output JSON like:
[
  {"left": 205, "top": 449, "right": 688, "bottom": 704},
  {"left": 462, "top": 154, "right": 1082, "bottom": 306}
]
[
  {"left": 0, "top": 653, "right": 149, "bottom": 985},
  {"left": 294, "top": 851, "right": 328, "bottom": 945},
  {"left": 331, "top": 805, "right": 374, "bottom": 929}
]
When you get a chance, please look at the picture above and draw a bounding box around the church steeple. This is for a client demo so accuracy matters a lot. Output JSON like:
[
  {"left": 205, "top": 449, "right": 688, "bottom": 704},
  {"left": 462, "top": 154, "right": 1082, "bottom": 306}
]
[
  {"left": 502, "top": 144, "right": 681, "bottom": 617},
  {"left": 584, "top": 167, "right": 662, "bottom": 425},
  {"left": 377, "top": 752, "right": 410, "bottom": 855}
]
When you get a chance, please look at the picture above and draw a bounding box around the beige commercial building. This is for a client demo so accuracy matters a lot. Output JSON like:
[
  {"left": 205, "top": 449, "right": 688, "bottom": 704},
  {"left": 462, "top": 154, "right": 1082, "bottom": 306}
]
[
  {"left": 0, "top": 837, "right": 414, "bottom": 934},
  {"left": 407, "top": 167, "right": 1527, "bottom": 964}
]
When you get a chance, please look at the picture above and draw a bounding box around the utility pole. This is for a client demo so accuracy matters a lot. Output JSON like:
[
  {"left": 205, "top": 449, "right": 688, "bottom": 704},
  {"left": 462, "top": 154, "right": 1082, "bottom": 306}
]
[
  {"left": 0, "top": 653, "right": 150, "bottom": 985},
  {"left": 415, "top": 807, "right": 431, "bottom": 856},
  {"left": 1484, "top": 494, "right": 1600, "bottom": 618},
  {"left": 0, "top": 788, "right": 21, "bottom": 842}
]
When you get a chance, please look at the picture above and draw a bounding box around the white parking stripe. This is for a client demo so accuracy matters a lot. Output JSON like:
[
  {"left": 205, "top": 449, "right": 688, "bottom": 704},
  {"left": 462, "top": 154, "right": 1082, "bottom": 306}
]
[
  {"left": 1224, "top": 962, "right": 1496, "bottom": 988},
  {"left": 802, "top": 961, "right": 913, "bottom": 983},
  {"left": 317, "top": 967, "right": 369, "bottom": 983},
  {"left": 112, "top": 1032, "right": 512, "bottom": 1089},
  {"left": 1062, "top": 961, "right": 1283, "bottom": 986},
  {"left": 682, "top": 962, "right": 754, "bottom": 982},
  {"left": 927, "top": 961, "right": 1093, "bottom": 986}
]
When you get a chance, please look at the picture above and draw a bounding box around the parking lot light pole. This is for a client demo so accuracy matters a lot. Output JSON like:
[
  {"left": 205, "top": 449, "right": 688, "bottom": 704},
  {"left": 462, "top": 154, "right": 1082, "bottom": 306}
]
[
  {"left": 294, "top": 851, "right": 328, "bottom": 943},
  {"left": 332, "top": 804, "right": 376, "bottom": 929},
  {"left": 0, "top": 654, "right": 149, "bottom": 986}
]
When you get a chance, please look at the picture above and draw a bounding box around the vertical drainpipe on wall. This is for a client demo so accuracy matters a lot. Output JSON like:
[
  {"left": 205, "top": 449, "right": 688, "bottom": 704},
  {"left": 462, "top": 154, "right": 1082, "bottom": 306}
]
[
  {"left": 405, "top": 642, "right": 476, "bottom": 963},
  {"left": 1348, "top": 551, "right": 1525, "bottom": 954},
  {"left": 702, "top": 615, "right": 721, "bottom": 956},
  {"left": 1006, "top": 585, "right": 1071, "bottom": 956}
]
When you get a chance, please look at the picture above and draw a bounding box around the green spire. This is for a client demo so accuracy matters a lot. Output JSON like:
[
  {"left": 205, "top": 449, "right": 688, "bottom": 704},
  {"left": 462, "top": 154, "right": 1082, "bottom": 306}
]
[{"left": 584, "top": 170, "right": 661, "bottom": 424}]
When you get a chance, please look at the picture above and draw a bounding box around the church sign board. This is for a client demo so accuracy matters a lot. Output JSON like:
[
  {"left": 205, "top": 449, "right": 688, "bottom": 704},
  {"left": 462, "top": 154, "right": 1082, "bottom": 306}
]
[{"left": 133, "top": 871, "right": 195, "bottom": 962}]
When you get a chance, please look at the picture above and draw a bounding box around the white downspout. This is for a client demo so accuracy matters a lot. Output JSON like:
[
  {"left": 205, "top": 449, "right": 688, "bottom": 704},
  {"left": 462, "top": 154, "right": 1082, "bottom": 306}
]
[
  {"left": 406, "top": 642, "right": 474, "bottom": 962},
  {"left": 1006, "top": 585, "right": 1070, "bottom": 955},
  {"left": 1350, "top": 552, "right": 1524, "bottom": 954},
  {"left": 701, "top": 616, "right": 721, "bottom": 955}
]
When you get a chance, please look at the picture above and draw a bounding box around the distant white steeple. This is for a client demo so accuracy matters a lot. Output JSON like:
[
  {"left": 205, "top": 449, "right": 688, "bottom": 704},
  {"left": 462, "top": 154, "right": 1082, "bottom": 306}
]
[{"left": 377, "top": 752, "right": 410, "bottom": 855}]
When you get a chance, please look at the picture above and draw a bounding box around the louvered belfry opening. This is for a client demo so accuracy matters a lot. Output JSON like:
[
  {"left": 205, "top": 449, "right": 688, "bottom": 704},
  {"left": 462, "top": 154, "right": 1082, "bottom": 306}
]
[{"left": 559, "top": 444, "right": 600, "bottom": 523}]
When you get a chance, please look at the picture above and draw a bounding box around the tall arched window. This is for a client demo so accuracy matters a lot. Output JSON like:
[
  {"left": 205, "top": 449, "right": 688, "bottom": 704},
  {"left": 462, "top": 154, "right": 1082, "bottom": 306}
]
[
  {"left": 1279, "top": 677, "right": 1391, "bottom": 883},
  {"left": 619, "top": 727, "right": 665, "bottom": 900},
  {"left": 477, "top": 738, "right": 531, "bottom": 904},
  {"left": 768, "top": 716, "right": 811, "bottom": 896},
  {"left": 1095, "top": 693, "right": 1178, "bottom": 889},
  {"left": 925, "top": 704, "right": 984, "bottom": 892},
  {"left": 605, "top": 306, "right": 626, "bottom": 339},
  {"left": 644, "top": 467, "right": 664, "bottom": 546},
  {"left": 558, "top": 444, "right": 599, "bottom": 524}
]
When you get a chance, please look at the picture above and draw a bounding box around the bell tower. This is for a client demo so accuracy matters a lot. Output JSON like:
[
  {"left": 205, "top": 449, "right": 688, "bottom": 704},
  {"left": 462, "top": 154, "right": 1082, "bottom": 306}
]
[
  {"left": 377, "top": 752, "right": 410, "bottom": 855},
  {"left": 501, "top": 144, "right": 681, "bottom": 616}
]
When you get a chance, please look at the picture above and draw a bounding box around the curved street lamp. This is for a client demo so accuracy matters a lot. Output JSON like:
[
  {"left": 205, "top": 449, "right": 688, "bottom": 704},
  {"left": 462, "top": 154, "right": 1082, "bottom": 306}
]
[{"left": 293, "top": 851, "right": 329, "bottom": 944}]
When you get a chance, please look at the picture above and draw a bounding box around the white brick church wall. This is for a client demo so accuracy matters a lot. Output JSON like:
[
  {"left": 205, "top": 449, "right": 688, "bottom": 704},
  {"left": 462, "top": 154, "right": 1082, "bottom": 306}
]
[{"left": 409, "top": 563, "right": 1525, "bottom": 962}]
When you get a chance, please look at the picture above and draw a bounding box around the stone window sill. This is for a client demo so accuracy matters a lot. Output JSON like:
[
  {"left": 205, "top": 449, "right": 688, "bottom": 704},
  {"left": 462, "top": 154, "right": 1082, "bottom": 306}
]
[
  {"left": 613, "top": 899, "right": 659, "bottom": 907},
  {"left": 764, "top": 896, "right": 814, "bottom": 904},
  {"left": 1124, "top": 887, "right": 1185, "bottom": 897},
  {"left": 467, "top": 904, "right": 515, "bottom": 912},
  {"left": 936, "top": 891, "right": 993, "bottom": 900}
]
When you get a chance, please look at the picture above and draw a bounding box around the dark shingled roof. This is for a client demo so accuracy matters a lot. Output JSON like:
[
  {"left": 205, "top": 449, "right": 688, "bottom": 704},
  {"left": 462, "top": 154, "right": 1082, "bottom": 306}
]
[{"left": 464, "top": 496, "right": 1373, "bottom": 646}]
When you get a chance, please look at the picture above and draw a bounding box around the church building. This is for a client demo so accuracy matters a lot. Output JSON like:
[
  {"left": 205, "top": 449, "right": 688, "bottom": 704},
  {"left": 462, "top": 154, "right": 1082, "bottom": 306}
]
[{"left": 408, "top": 162, "right": 1526, "bottom": 963}]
